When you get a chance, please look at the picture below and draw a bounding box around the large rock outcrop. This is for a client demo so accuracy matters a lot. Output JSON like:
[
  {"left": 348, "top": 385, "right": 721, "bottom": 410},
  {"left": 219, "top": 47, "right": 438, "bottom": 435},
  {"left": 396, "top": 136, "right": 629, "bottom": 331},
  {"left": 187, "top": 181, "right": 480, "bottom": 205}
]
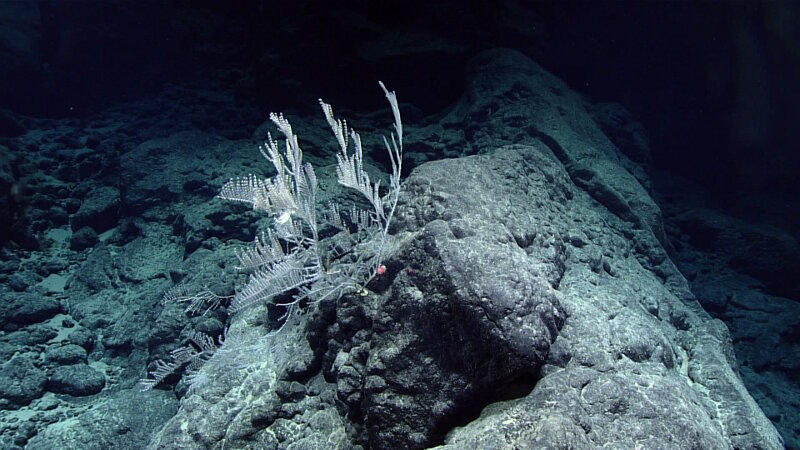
[{"left": 148, "top": 50, "right": 781, "bottom": 449}]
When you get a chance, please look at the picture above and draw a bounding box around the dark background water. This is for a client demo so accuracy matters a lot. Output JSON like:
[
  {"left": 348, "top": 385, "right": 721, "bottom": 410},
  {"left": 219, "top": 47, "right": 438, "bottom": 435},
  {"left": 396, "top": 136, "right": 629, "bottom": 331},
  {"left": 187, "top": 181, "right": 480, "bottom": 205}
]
[{"left": 3, "top": 0, "right": 798, "bottom": 219}]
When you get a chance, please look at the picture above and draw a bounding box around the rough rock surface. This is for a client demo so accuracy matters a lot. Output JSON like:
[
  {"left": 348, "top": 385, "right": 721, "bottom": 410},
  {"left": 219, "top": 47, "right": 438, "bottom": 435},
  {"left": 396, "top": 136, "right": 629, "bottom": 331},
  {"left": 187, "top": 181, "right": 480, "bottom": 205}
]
[{"left": 147, "top": 50, "right": 781, "bottom": 449}]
